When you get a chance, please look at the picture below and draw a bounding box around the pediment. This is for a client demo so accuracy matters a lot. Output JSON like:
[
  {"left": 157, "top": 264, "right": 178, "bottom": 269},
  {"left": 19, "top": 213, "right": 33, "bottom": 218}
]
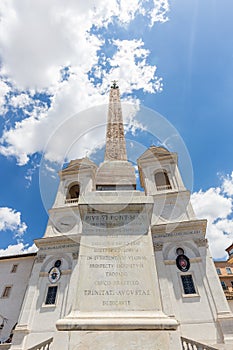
[
  {"left": 137, "top": 146, "right": 173, "bottom": 162},
  {"left": 59, "top": 157, "right": 97, "bottom": 177}
]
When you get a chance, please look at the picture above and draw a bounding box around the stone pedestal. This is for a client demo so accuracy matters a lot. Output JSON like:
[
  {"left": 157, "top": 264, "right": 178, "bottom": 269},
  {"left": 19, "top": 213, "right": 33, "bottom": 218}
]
[
  {"left": 52, "top": 330, "right": 182, "bottom": 350},
  {"left": 56, "top": 200, "right": 179, "bottom": 349},
  {"left": 57, "top": 232, "right": 178, "bottom": 331}
]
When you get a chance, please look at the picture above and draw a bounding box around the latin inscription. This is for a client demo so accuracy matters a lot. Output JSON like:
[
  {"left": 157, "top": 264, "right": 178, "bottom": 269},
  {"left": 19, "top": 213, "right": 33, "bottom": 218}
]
[
  {"left": 153, "top": 230, "right": 201, "bottom": 239},
  {"left": 40, "top": 243, "right": 78, "bottom": 251},
  {"left": 83, "top": 213, "right": 150, "bottom": 235},
  {"left": 78, "top": 234, "right": 156, "bottom": 311}
]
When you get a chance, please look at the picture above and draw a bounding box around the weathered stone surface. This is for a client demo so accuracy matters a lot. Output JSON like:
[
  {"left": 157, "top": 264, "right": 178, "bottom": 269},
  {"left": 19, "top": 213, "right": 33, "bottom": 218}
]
[
  {"left": 104, "top": 86, "right": 127, "bottom": 162},
  {"left": 52, "top": 330, "right": 181, "bottom": 350}
]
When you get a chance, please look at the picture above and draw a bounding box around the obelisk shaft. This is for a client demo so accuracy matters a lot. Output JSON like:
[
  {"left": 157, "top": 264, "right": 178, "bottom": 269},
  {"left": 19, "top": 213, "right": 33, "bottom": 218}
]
[{"left": 104, "top": 84, "right": 127, "bottom": 161}]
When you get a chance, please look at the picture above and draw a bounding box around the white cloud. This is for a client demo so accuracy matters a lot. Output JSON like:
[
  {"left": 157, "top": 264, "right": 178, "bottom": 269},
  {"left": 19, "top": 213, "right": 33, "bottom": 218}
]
[
  {"left": 0, "top": 77, "right": 106, "bottom": 165},
  {"left": 0, "top": 1, "right": 169, "bottom": 165},
  {"left": 150, "top": 0, "right": 169, "bottom": 26},
  {"left": 103, "top": 39, "right": 163, "bottom": 94},
  {"left": 191, "top": 187, "right": 232, "bottom": 223},
  {"left": 0, "top": 80, "right": 10, "bottom": 113},
  {"left": 0, "top": 42, "right": 157, "bottom": 165},
  {"left": 0, "top": 0, "right": 168, "bottom": 89},
  {"left": 0, "top": 242, "right": 37, "bottom": 257},
  {"left": 113, "top": 0, "right": 144, "bottom": 24},
  {"left": 10, "top": 93, "right": 32, "bottom": 109},
  {"left": 0, "top": 207, "right": 27, "bottom": 237},
  {"left": 222, "top": 171, "right": 233, "bottom": 196},
  {"left": 191, "top": 180, "right": 233, "bottom": 260}
]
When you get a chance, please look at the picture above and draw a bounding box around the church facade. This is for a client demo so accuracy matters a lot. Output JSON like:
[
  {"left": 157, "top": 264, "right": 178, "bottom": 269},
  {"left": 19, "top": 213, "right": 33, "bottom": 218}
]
[{"left": 1, "top": 85, "right": 233, "bottom": 349}]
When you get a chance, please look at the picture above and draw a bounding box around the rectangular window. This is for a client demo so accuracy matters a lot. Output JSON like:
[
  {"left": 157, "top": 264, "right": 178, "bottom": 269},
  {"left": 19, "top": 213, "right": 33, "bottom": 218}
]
[
  {"left": 181, "top": 275, "right": 196, "bottom": 294},
  {"left": 221, "top": 281, "right": 227, "bottom": 290},
  {"left": 216, "top": 268, "right": 221, "bottom": 275},
  {"left": 11, "top": 264, "right": 18, "bottom": 273},
  {"left": 226, "top": 267, "right": 232, "bottom": 275},
  {"left": 229, "top": 249, "right": 233, "bottom": 257},
  {"left": 1, "top": 286, "right": 12, "bottom": 298},
  {"left": 45, "top": 286, "right": 58, "bottom": 305}
]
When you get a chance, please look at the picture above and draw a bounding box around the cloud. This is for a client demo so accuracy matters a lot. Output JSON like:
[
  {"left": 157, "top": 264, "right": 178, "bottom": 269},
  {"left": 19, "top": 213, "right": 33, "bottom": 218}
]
[
  {"left": 191, "top": 177, "right": 233, "bottom": 260},
  {"left": 0, "top": 44, "right": 158, "bottom": 165},
  {"left": 0, "top": 0, "right": 169, "bottom": 89},
  {"left": 0, "top": 242, "right": 37, "bottom": 257},
  {"left": 191, "top": 187, "right": 232, "bottom": 223},
  {"left": 103, "top": 39, "right": 163, "bottom": 93},
  {"left": 150, "top": 0, "right": 170, "bottom": 26},
  {"left": 0, "top": 207, "right": 27, "bottom": 237},
  {"left": 0, "top": 79, "right": 10, "bottom": 114},
  {"left": 222, "top": 171, "right": 233, "bottom": 196},
  {"left": 0, "top": 1, "right": 169, "bottom": 165},
  {"left": 10, "top": 93, "right": 32, "bottom": 109}
]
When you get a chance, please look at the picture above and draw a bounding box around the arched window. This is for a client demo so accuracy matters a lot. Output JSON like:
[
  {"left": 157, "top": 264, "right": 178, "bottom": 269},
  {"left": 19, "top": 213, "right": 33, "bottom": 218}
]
[
  {"left": 155, "top": 171, "right": 171, "bottom": 191},
  {"left": 66, "top": 183, "right": 80, "bottom": 203}
]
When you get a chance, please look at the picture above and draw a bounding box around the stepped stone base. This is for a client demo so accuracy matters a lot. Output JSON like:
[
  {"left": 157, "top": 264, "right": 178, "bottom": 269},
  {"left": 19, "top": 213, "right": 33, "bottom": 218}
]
[
  {"left": 52, "top": 330, "right": 182, "bottom": 350},
  {"left": 56, "top": 311, "right": 178, "bottom": 331}
]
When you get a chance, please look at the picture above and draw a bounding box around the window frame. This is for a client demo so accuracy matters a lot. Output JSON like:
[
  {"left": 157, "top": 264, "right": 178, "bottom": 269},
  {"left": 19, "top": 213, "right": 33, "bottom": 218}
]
[
  {"left": 43, "top": 284, "right": 58, "bottom": 307},
  {"left": 221, "top": 281, "right": 227, "bottom": 290},
  {"left": 1, "top": 285, "right": 12, "bottom": 298},
  {"left": 154, "top": 170, "right": 172, "bottom": 191},
  {"left": 226, "top": 267, "right": 232, "bottom": 275},
  {"left": 66, "top": 182, "right": 80, "bottom": 200},
  {"left": 216, "top": 268, "right": 222, "bottom": 275},
  {"left": 178, "top": 272, "right": 199, "bottom": 298}
]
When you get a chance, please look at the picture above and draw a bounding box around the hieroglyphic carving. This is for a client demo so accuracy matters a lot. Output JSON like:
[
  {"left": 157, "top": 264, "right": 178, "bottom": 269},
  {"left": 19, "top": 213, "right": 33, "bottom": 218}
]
[{"left": 104, "top": 87, "right": 127, "bottom": 161}]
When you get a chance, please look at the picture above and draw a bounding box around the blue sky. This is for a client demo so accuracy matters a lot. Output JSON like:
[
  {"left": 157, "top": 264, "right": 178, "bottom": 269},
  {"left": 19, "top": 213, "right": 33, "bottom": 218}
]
[{"left": 0, "top": 0, "right": 233, "bottom": 259}]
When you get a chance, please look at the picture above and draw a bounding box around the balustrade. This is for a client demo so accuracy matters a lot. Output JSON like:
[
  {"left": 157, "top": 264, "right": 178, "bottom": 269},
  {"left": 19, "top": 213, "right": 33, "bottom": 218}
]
[
  {"left": 181, "top": 337, "right": 218, "bottom": 350},
  {"left": 28, "top": 337, "right": 53, "bottom": 350}
]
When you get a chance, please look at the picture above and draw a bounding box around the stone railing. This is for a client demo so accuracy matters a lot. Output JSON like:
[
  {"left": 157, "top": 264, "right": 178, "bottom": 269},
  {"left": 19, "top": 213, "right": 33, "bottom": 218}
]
[
  {"left": 181, "top": 337, "right": 218, "bottom": 350},
  {"left": 65, "top": 198, "right": 79, "bottom": 204},
  {"left": 28, "top": 337, "right": 53, "bottom": 350},
  {"left": 0, "top": 345, "right": 11, "bottom": 350},
  {"left": 157, "top": 184, "right": 172, "bottom": 191}
]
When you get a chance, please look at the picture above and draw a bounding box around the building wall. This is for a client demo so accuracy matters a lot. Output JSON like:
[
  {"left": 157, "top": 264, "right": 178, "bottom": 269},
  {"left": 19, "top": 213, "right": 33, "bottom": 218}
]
[
  {"left": 0, "top": 254, "right": 35, "bottom": 344},
  {"left": 10, "top": 243, "right": 80, "bottom": 349},
  {"left": 214, "top": 260, "right": 233, "bottom": 313},
  {"left": 154, "top": 240, "right": 230, "bottom": 344},
  {"left": 215, "top": 261, "right": 233, "bottom": 291}
]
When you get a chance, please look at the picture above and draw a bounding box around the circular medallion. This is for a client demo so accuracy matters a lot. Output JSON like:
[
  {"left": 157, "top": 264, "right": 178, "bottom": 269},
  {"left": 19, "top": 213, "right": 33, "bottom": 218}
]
[
  {"left": 48, "top": 267, "right": 61, "bottom": 283},
  {"left": 176, "top": 254, "right": 190, "bottom": 272}
]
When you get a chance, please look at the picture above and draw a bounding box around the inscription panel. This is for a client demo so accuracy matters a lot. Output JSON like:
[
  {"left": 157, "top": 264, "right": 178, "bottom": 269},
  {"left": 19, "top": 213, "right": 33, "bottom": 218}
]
[
  {"left": 75, "top": 233, "right": 159, "bottom": 312},
  {"left": 83, "top": 213, "right": 150, "bottom": 235}
]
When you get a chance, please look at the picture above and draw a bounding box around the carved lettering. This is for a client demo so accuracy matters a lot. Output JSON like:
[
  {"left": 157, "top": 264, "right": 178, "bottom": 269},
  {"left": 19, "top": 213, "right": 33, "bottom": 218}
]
[{"left": 79, "top": 234, "right": 155, "bottom": 311}]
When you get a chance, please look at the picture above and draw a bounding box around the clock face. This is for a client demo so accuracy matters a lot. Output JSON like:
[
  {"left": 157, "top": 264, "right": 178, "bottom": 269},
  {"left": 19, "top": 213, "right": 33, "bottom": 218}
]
[
  {"left": 48, "top": 267, "right": 61, "bottom": 283},
  {"left": 54, "top": 215, "right": 76, "bottom": 233}
]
